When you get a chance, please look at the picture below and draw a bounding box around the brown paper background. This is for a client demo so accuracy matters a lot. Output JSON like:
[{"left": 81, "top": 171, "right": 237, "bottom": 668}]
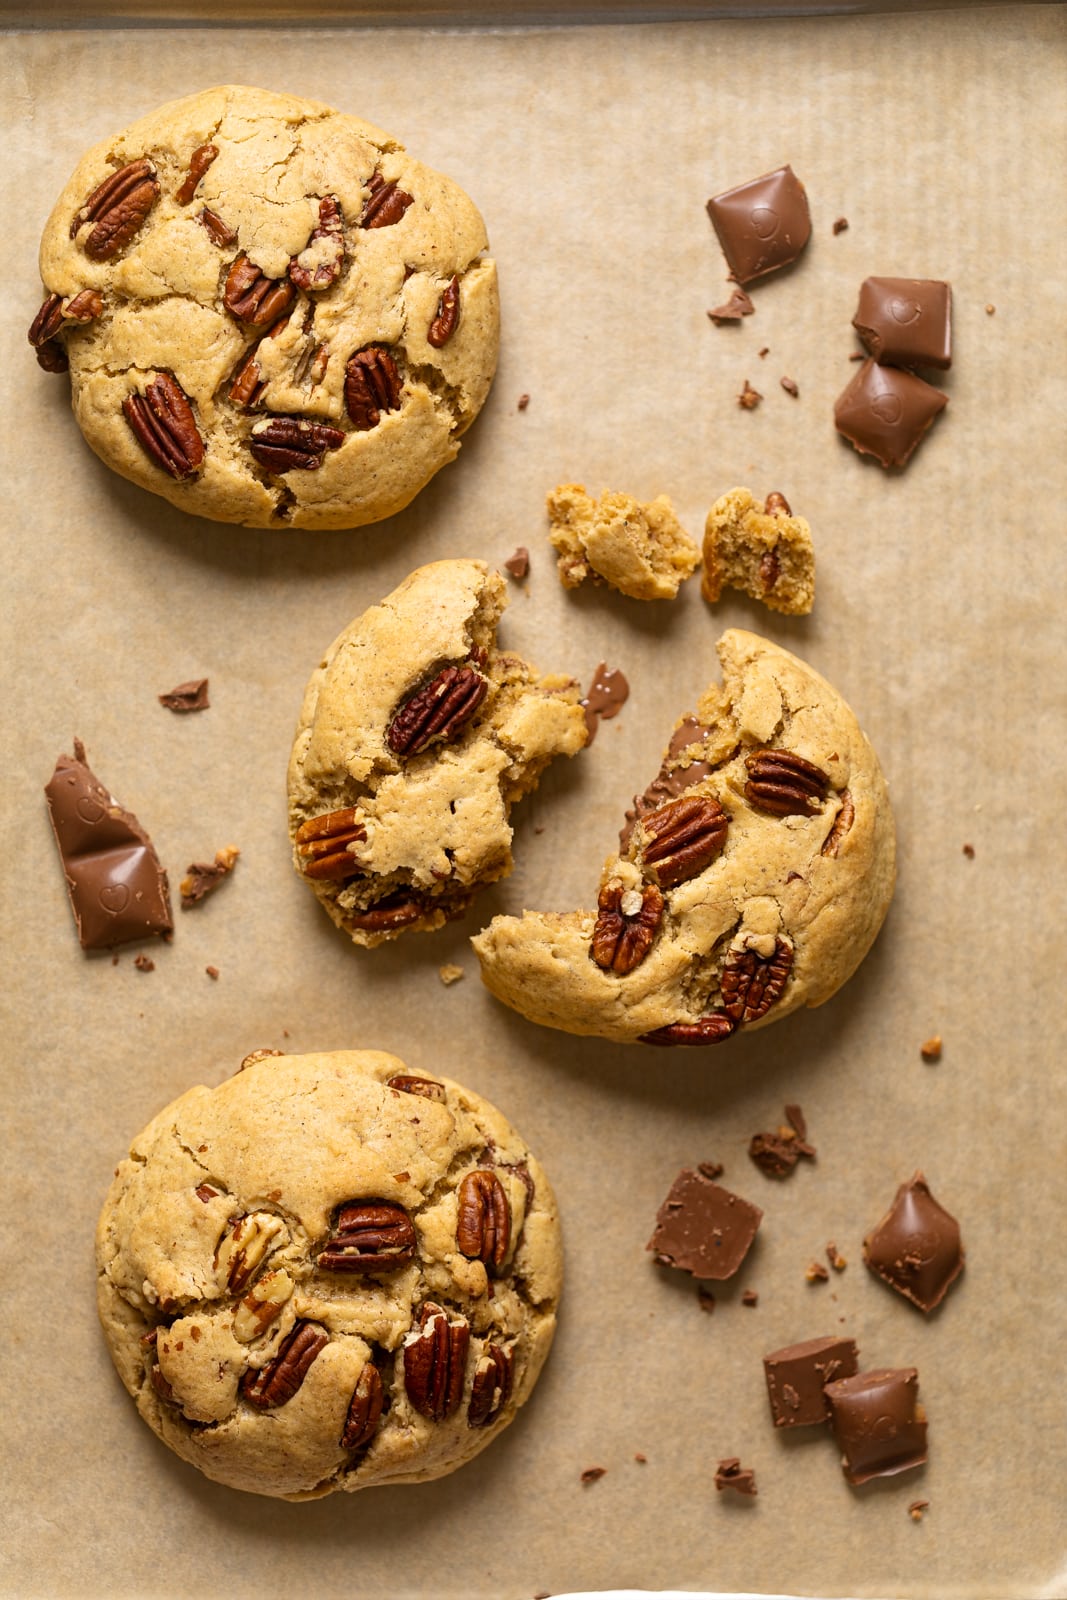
[{"left": 2, "top": 10, "right": 1065, "bottom": 1598}]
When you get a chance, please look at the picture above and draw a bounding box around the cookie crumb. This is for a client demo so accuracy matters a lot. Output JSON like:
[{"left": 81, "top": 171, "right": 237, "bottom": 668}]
[
  {"left": 133, "top": 953, "right": 155, "bottom": 973},
  {"left": 504, "top": 546, "right": 530, "bottom": 580},
  {"left": 707, "top": 286, "right": 755, "bottom": 324},
  {"left": 741, "top": 1289, "right": 759, "bottom": 1307},
  {"left": 205, "top": 965, "right": 220, "bottom": 980},
  {"left": 826, "top": 1242, "right": 848, "bottom": 1272},
  {"left": 737, "top": 379, "right": 763, "bottom": 410},
  {"left": 517, "top": 393, "right": 530, "bottom": 410},
  {"left": 780, "top": 376, "right": 799, "bottom": 398},
  {"left": 833, "top": 216, "right": 849, "bottom": 235},
  {"left": 985, "top": 304, "right": 995, "bottom": 316},
  {"left": 159, "top": 678, "right": 210, "bottom": 713},
  {"left": 909, "top": 1499, "right": 930, "bottom": 1522},
  {"left": 438, "top": 964, "right": 465, "bottom": 986},
  {"left": 963, "top": 842, "right": 975, "bottom": 858},
  {"left": 697, "top": 1288, "right": 717, "bottom": 1315},
  {"left": 920, "top": 1035, "right": 943, "bottom": 1062},
  {"left": 714, "top": 1458, "right": 757, "bottom": 1497},
  {"left": 581, "top": 1466, "right": 607, "bottom": 1485},
  {"left": 806, "top": 1260, "right": 830, "bottom": 1283},
  {"left": 181, "top": 845, "right": 240, "bottom": 908}
]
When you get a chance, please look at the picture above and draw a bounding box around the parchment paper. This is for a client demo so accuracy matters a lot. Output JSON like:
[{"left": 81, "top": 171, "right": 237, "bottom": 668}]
[{"left": 2, "top": 10, "right": 1065, "bottom": 1598}]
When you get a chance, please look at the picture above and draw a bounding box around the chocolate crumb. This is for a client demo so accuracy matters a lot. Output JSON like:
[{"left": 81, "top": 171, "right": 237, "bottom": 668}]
[
  {"left": 806, "top": 1261, "right": 830, "bottom": 1283},
  {"left": 504, "top": 546, "right": 530, "bottom": 580},
  {"left": 159, "top": 678, "right": 210, "bottom": 713},
  {"left": 750, "top": 1131, "right": 799, "bottom": 1178},
  {"left": 848, "top": 350, "right": 865, "bottom": 361},
  {"left": 780, "top": 376, "right": 799, "bottom": 398},
  {"left": 205, "top": 965, "right": 220, "bottom": 980},
  {"left": 517, "top": 393, "right": 530, "bottom": 410},
  {"left": 180, "top": 845, "right": 240, "bottom": 908},
  {"left": 920, "top": 1035, "right": 942, "bottom": 1062},
  {"left": 581, "top": 1466, "right": 607, "bottom": 1485},
  {"left": 697, "top": 1288, "right": 717, "bottom": 1315},
  {"left": 784, "top": 1104, "right": 808, "bottom": 1141},
  {"left": 737, "top": 379, "right": 763, "bottom": 410},
  {"left": 582, "top": 662, "right": 629, "bottom": 744},
  {"left": 826, "top": 1242, "right": 848, "bottom": 1272},
  {"left": 833, "top": 216, "right": 849, "bottom": 235},
  {"left": 133, "top": 953, "right": 155, "bottom": 973},
  {"left": 963, "top": 842, "right": 975, "bottom": 858},
  {"left": 707, "top": 286, "right": 755, "bottom": 324},
  {"left": 634, "top": 1452, "right": 647, "bottom": 1464},
  {"left": 438, "top": 964, "right": 464, "bottom": 986},
  {"left": 985, "top": 305, "right": 995, "bottom": 316},
  {"left": 697, "top": 1160, "right": 724, "bottom": 1181},
  {"left": 741, "top": 1289, "right": 759, "bottom": 1307},
  {"left": 714, "top": 1458, "right": 757, "bottom": 1497},
  {"left": 909, "top": 1499, "right": 930, "bottom": 1521},
  {"left": 758, "top": 346, "right": 770, "bottom": 358}
]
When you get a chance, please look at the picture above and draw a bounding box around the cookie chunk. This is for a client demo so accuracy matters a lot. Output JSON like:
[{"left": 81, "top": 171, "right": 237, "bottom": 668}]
[
  {"left": 548, "top": 483, "right": 700, "bottom": 599},
  {"left": 702, "top": 488, "right": 815, "bottom": 616},
  {"left": 29, "top": 85, "right": 499, "bottom": 529},
  {"left": 472, "top": 629, "right": 894, "bottom": 1044},
  {"left": 287, "top": 559, "right": 587, "bottom": 946},
  {"left": 96, "top": 1049, "right": 561, "bottom": 1499}
]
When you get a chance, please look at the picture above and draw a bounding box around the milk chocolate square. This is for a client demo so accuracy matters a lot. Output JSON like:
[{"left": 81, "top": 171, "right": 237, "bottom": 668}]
[{"left": 763, "top": 1334, "right": 859, "bottom": 1428}]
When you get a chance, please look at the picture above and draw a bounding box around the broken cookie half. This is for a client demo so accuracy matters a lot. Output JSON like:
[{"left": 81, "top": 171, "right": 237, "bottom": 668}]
[
  {"left": 702, "top": 488, "right": 815, "bottom": 616},
  {"left": 287, "top": 559, "right": 588, "bottom": 946},
  {"left": 472, "top": 630, "right": 895, "bottom": 1044},
  {"left": 548, "top": 483, "right": 700, "bottom": 600}
]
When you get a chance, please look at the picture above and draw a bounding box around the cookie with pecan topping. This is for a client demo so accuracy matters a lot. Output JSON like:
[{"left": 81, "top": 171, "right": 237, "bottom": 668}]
[
  {"left": 287, "top": 559, "right": 587, "bottom": 946},
  {"left": 96, "top": 1049, "right": 561, "bottom": 1498},
  {"left": 30, "top": 85, "right": 498, "bottom": 528},
  {"left": 472, "top": 629, "right": 895, "bottom": 1043}
]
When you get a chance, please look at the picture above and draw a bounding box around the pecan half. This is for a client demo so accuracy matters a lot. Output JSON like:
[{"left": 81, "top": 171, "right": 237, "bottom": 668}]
[
  {"left": 64, "top": 289, "right": 104, "bottom": 323},
  {"left": 456, "top": 1170, "right": 510, "bottom": 1270},
  {"left": 821, "top": 790, "right": 855, "bottom": 857},
  {"left": 346, "top": 894, "right": 429, "bottom": 933},
  {"left": 29, "top": 290, "right": 104, "bottom": 358},
  {"left": 341, "top": 1363, "right": 384, "bottom": 1449},
  {"left": 427, "top": 275, "right": 460, "bottom": 348},
  {"left": 294, "top": 807, "right": 367, "bottom": 880},
  {"left": 215, "top": 1211, "right": 288, "bottom": 1294},
  {"left": 720, "top": 939, "right": 794, "bottom": 1024},
  {"left": 122, "top": 373, "right": 205, "bottom": 479},
  {"left": 591, "top": 882, "right": 663, "bottom": 974},
  {"left": 638, "top": 796, "right": 729, "bottom": 887},
  {"left": 344, "top": 346, "right": 402, "bottom": 430},
  {"left": 387, "top": 1074, "right": 447, "bottom": 1102},
  {"left": 198, "top": 208, "right": 238, "bottom": 248},
  {"left": 28, "top": 293, "right": 64, "bottom": 347},
  {"left": 240, "top": 1320, "right": 328, "bottom": 1409},
  {"left": 760, "top": 549, "right": 780, "bottom": 592},
  {"left": 360, "top": 170, "right": 413, "bottom": 228},
  {"left": 403, "top": 1303, "right": 470, "bottom": 1421},
  {"left": 249, "top": 417, "right": 345, "bottom": 472},
  {"left": 387, "top": 664, "right": 487, "bottom": 758},
  {"left": 290, "top": 196, "right": 345, "bottom": 291},
  {"left": 318, "top": 1200, "right": 417, "bottom": 1273},
  {"left": 223, "top": 254, "right": 296, "bottom": 325},
  {"left": 72, "top": 158, "right": 159, "bottom": 259},
  {"left": 744, "top": 749, "right": 830, "bottom": 817},
  {"left": 176, "top": 143, "right": 219, "bottom": 206},
  {"left": 639, "top": 1012, "right": 736, "bottom": 1046},
  {"left": 34, "top": 339, "right": 69, "bottom": 373},
  {"left": 228, "top": 347, "right": 266, "bottom": 409},
  {"left": 467, "top": 1343, "right": 513, "bottom": 1428}
]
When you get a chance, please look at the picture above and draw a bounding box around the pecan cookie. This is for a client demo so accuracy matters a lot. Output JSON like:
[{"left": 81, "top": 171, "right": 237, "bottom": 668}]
[
  {"left": 287, "top": 559, "right": 588, "bottom": 945},
  {"left": 30, "top": 85, "right": 498, "bottom": 528},
  {"left": 96, "top": 1049, "right": 562, "bottom": 1499},
  {"left": 472, "top": 629, "right": 895, "bottom": 1044}
]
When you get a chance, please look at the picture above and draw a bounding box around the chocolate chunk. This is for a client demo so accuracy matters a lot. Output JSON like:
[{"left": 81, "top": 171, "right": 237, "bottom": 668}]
[
  {"left": 763, "top": 1334, "right": 859, "bottom": 1428},
  {"left": 834, "top": 359, "right": 947, "bottom": 468},
  {"left": 749, "top": 1131, "right": 799, "bottom": 1178},
  {"left": 714, "top": 1458, "right": 758, "bottom": 1497},
  {"left": 853, "top": 277, "right": 952, "bottom": 371},
  {"left": 580, "top": 1466, "right": 606, "bottom": 1485},
  {"left": 824, "top": 1368, "right": 928, "bottom": 1486},
  {"left": 582, "top": 662, "right": 629, "bottom": 742},
  {"left": 158, "top": 678, "right": 210, "bottom": 713},
  {"left": 647, "top": 1169, "right": 762, "bottom": 1280},
  {"left": 706, "top": 165, "right": 811, "bottom": 285},
  {"left": 741, "top": 1289, "right": 759, "bottom": 1307},
  {"left": 44, "top": 740, "right": 172, "bottom": 950},
  {"left": 863, "top": 1172, "right": 964, "bottom": 1313},
  {"left": 180, "top": 845, "right": 240, "bottom": 909},
  {"left": 517, "top": 392, "right": 530, "bottom": 410},
  {"left": 504, "top": 546, "right": 529, "bottom": 580},
  {"left": 780, "top": 376, "right": 799, "bottom": 398},
  {"left": 833, "top": 216, "right": 849, "bottom": 236},
  {"left": 707, "top": 286, "right": 755, "bottom": 324}
]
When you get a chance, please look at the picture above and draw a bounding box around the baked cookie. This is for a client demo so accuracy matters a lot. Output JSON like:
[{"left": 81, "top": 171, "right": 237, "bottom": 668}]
[
  {"left": 96, "top": 1048, "right": 562, "bottom": 1499},
  {"left": 472, "top": 629, "right": 895, "bottom": 1044},
  {"left": 548, "top": 483, "right": 700, "bottom": 599},
  {"left": 287, "top": 559, "right": 587, "bottom": 945},
  {"left": 702, "top": 488, "right": 815, "bottom": 616},
  {"left": 29, "top": 85, "right": 498, "bottom": 529}
]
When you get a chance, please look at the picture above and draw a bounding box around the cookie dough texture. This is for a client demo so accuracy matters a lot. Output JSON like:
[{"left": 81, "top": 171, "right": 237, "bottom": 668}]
[
  {"left": 472, "top": 630, "right": 895, "bottom": 1043},
  {"left": 96, "top": 1050, "right": 562, "bottom": 1499},
  {"left": 548, "top": 483, "right": 700, "bottom": 599},
  {"left": 287, "top": 559, "right": 587, "bottom": 945},
  {"left": 702, "top": 488, "right": 815, "bottom": 616},
  {"left": 33, "top": 85, "right": 499, "bottom": 528}
]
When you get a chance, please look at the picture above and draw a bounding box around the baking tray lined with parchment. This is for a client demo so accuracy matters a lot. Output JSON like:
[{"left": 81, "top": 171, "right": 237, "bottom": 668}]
[{"left": 2, "top": 9, "right": 1066, "bottom": 1598}]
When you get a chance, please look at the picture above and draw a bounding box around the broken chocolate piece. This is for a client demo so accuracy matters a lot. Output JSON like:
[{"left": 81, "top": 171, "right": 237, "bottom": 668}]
[
  {"left": 706, "top": 165, "right": 811, "bottom": 284},
  {"left": 180, "top": 845, "right": 240, "bottom": 909},
  {"left": 834, "top": 359, "right": 948, "bottom": 468},
  {"left": 737, "top": 379, "right": 763, "bottom": 410},
  {"left": 714, "top": 1458, "right": 757, "bottom": 1496},
  {"left": 581, "top": 1466, "right": 606, "bottom": 1485},
  {"left": 763, "top": 1335, "right": 859, "bottom": 1428},
  {"left": 749, "top": 1104, "right": 816, "bottom": 1177},
  {"left": 863, "top": 1172, "right": 964, "bottom": 1313},
  {"left": 158, "top": 678, "right": 210, "bottom": 713},
  {"left": 741, "top": 1289, "right": 759, "bottom": 1308},
  {"left": 504, "top": 546, "right": 530, "bottom": 580},
  {"left": 780, "top": 376, "right": 799, "bottom": 397},
  {"left": 833, "top": 217, "right": 849, "bottom": 236},
  {"left": 824, "top": 1368, "right": 928, "bottom": 1485},
  {"left": 647, "top": 1169, "right": 762, "bottom": 1281},
  {"left": 707, "top": 286, "right": 755, "bottom": 324},
  {"left": 44, "top": 740, "right": 173, "bottom": 950},
  {"left": 853, "top": 277, "right": 952, "bottom": 371}
]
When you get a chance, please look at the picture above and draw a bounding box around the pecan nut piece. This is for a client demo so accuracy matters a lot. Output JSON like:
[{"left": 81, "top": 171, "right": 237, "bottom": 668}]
[
  {"left": 467, "top": 1343, "right": 514, "bottom": 1429},
  {"left": 249, "top": 417, "right": 345, "bottom": 472},
  {"left": 29, "top": 290, "right": 104, "bottom": 366},
  {"left": 360, "top": 170, "right": 413, "bottom": 228},
  {"left": 318, "top": 1200, "right": 417, "bottom": 1273},
  {"left": 294, "top": 807, "right": 367, "bottom": 880},
  {"left": 721, "top": 938, "right": 794, "bottom": 1024},
  {"left": 215, "top": 1211, "right": 289, "bottom": 1294},
  {"left": 402, "top": 1303, "right": 470, "bottom": 1421},
  {"left": 28, "top": 293, "right": 64, "bottom": 347},
  {"left": 341, "top": 1363, "right": 384, "bottom": 1449},
  {"left": 122, "top": 373, "right": 205, "bottom": 479},
  {"left": 387, "top": 664, "right": 487, "bottom": 757},
  {"left": 821, "top": 790, "right": 855, "bottom": 857},
  {"left": 72, "top": 158, "right": 159, "bottom": 259},
  {"left": 240, "top": 1320, "right": 328, "bottom": 1409},
  {"left": 233, "top": 1269, "right": 294, "bottom": 1342},
  {"left": 228, "top": 347, "right": 267, "bottom": 409},
  {"left": 456, "top": 1170, "right": 510, "bottom": 1270},
  {"left": 344, "top": 346, "right": 402, "bottom": 430},
  {"left": 744, "top": 750, "right": 830, "bottom": 817},
  {"left": 176, "top": 143, "right": 219, "bottom": 206},
  {"left": 591, "top": 882, "right": 664, "bottom": 974},
  {"left": 34, "top": 339, "right": 69, "bottom": 374},
  {"left": 198, "top": 208, "right": 238, "bottom": 248},
  {"left": 639, "top": 1012, "right": 736, "bottom": 1047},
  {"left": 638, "top": 796, "right": 730, "bottom": 887},
  {"left": 387, "top": 1074, "right": 447, "bottom": 1102},
  {"left": 427, "top": 275, "right": 460, "bottom": 348},
  {"left": 290, "top": 196, "right": 345, "bottom": 291},
  {"left": 346, "top": 893, "right": 429, "bottom": 933},
  {"left": 223, "top": 254, "right": 296, "bottom": 325}
]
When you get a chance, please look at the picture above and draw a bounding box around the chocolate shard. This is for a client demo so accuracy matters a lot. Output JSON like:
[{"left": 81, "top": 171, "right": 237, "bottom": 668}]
[
  {"left": 762, "top": 1335, "right": 859, "bottom": 1428},
  {"left": 714, "top": 1457, "right": 758, "bottom": 1496},
  {"left": 706, "top": 165, "right": 811, "bottom": 284},
  {"left": 647, "top": 1169, "right": 762, "bottom": 1280},
  {"left": 44, "top": 740, "right": 173, "bottom": 950},
  {"left": 158, "top": 678, "right": 209, "bottom": 713},
  {"left": 824, "top": 1368, "right": 928, "bottom": 1486},
  {"left": 863, "top": 1172, "right": 964, "bottom": 1313},
  {"left": 852, "top": 277, "right": 952, "bottom": 371},
  {"left": 834, "top": 359, "right": 948, "bottom": 469}
]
